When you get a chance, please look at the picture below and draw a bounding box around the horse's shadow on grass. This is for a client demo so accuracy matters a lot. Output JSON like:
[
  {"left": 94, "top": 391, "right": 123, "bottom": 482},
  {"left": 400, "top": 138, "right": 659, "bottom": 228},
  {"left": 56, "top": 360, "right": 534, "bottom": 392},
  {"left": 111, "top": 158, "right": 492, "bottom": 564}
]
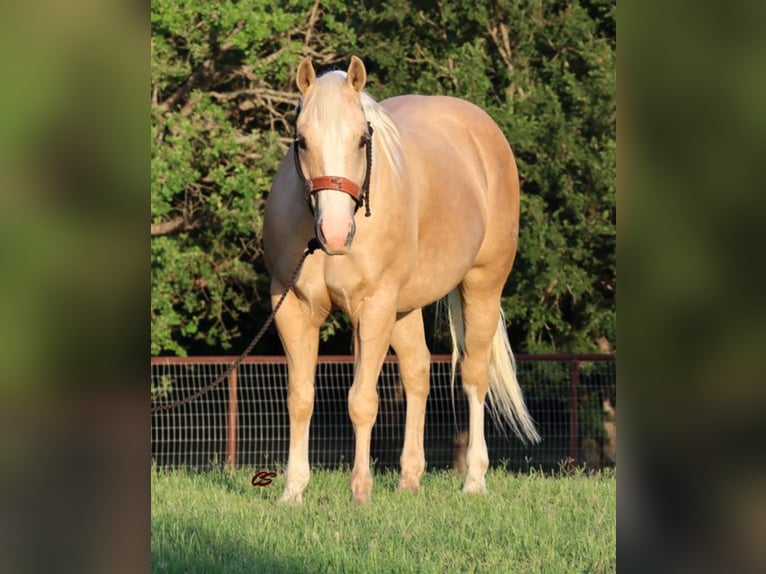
[{"left": 152, "top": 516, "right": 305, "bottom": 574}]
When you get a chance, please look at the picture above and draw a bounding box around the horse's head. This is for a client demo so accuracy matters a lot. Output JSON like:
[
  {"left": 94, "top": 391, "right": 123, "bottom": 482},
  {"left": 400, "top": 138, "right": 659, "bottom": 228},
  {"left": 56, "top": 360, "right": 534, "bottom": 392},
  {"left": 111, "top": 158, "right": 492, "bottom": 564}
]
[{"left": 294, "top": 56, "right": 372, "bottom": 255}]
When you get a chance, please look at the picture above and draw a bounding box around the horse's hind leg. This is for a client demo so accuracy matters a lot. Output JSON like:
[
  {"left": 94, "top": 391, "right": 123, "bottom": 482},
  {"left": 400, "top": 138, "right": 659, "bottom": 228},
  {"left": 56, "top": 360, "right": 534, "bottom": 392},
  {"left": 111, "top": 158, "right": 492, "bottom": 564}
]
[
  {"left": 389, "top": 309, "right": 430, "bottom": 493},
  {"left": 458, "top": 275, "right": 505, "bottom": 494},
  {"left": 272, "top": 284, "right": 327, "bottom": 504}
]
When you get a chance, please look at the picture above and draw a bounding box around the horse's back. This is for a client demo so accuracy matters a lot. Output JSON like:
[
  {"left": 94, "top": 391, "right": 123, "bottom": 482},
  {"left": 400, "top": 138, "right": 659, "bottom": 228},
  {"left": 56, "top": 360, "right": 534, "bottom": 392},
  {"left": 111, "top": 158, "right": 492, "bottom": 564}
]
[
  {"left": 381, "top": 94, "right": 517, "bottom": 214},
  {"left": 381, "top": 94, "right": 520, "bottom": 284},
  {"left": 382, "top": 94, "right": 493, "bottom": 125}
]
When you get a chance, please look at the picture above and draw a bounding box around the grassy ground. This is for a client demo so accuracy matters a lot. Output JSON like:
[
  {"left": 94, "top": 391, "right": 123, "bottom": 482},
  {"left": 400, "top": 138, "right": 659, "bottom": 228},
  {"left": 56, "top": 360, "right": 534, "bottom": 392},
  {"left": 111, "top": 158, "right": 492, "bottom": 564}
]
[{"left": 151, "top": 465, "right": 615, "bottom": 573}]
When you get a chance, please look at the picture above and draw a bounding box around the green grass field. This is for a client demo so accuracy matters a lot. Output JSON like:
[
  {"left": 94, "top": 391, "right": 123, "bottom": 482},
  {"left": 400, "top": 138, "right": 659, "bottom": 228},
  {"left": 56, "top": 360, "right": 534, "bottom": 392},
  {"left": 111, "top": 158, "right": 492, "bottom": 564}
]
[{"left": 151, "top": 465, "right": 615, "bottom": 573}]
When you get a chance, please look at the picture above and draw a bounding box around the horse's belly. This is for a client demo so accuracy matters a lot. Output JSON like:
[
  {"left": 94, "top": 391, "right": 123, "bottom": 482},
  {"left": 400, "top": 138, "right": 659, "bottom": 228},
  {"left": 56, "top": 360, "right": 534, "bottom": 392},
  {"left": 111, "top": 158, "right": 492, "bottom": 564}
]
[
  {"left": 395, "top": 213, "right": 485, "bottom": 310},
  {"left": 396, "top": 281, "right": 451, "bottom": 311},
  {"left": 395, "top": 254, "right": 475, "bottom": 311}
]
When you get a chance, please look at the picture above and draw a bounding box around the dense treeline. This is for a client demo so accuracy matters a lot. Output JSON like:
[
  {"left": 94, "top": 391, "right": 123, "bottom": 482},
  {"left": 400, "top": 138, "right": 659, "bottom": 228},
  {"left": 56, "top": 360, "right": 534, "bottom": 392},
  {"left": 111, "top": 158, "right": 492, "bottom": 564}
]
[{"left": 151, "top": 0, "right": 616, "bottom": 356}]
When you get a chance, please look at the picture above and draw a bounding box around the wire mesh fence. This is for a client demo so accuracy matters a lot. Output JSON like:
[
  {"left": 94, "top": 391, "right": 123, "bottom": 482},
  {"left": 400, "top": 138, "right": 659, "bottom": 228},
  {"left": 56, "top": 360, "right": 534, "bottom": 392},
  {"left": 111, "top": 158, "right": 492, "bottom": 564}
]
[{"left": 151, "top": 355, "right": 616, "bottom": 472}]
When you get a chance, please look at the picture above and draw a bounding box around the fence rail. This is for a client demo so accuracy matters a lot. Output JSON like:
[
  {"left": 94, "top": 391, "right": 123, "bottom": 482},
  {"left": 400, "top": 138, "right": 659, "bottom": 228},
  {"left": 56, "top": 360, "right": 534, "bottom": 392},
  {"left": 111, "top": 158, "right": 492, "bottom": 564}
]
[{"left": 151, "top": 354, "right": 615, "bottom": 472}]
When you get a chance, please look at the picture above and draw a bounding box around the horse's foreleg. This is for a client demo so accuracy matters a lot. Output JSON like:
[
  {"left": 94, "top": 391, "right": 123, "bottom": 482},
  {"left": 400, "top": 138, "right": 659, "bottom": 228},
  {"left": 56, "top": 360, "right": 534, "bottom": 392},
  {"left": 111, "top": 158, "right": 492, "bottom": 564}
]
[
  {"left": 389, "top": 309, "right": 430, "bottom": 493},
  {"left": 273, "top": 287, "right": 326, "bottom": 504},
  {"left": 348, "top": 295, "right": 396, "bottom": 505}
]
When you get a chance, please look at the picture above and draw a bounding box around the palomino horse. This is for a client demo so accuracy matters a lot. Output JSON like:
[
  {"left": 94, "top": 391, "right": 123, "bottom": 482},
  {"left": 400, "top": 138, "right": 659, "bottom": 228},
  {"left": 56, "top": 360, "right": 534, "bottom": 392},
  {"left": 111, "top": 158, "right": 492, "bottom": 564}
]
[{"left": 263, "top": 56, "right": 540, "bottom": 504}]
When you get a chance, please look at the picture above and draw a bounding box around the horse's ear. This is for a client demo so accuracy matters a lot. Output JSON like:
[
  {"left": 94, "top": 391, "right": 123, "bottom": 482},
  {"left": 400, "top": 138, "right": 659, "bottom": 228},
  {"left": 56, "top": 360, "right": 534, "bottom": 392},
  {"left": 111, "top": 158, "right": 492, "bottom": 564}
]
[
  {"left": 346, "top": 55, "right": 366, "bottom": 92},
  {"left": 296, "top": 57, "right": 316, "bottom": 94}
]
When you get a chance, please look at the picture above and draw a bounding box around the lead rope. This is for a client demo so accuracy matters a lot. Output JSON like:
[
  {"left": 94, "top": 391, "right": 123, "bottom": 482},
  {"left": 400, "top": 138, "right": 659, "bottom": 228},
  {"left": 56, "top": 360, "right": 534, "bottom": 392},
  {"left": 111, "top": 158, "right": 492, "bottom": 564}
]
[{"left": 151, "top": 238, "right": 321, "bottom": 413}]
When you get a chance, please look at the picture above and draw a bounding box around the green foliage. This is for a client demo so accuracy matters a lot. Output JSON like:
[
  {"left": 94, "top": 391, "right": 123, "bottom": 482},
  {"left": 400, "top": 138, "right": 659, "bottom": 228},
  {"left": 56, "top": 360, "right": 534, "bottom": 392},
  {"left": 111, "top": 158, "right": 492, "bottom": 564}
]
[{"left": 151, "top": 0, "right": 615, "bottom": 355}]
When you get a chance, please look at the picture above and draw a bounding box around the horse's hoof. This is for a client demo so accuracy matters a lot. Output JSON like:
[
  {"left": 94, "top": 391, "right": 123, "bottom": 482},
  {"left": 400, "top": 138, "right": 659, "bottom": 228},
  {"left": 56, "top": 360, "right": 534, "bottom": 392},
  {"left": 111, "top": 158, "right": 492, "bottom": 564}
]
[
  {"left": 462, "top": 477, "right": 487, "bottom": 494},
  {"left": 279, "top": 489, "right": 303, "bottom": 505},
  {"left": 352, "top": 489, "right": 371, "bottom": 505},
  {"left": 397, "top": 478, "right": 421, "bottom": 494}
]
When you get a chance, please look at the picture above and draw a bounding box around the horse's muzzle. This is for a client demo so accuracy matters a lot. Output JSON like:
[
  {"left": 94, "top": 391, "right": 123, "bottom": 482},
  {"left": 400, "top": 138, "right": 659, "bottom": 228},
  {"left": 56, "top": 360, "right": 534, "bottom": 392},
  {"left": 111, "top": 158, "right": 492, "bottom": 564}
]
[{"left": 315, "top": 215, "right": 356, "bottom": 255}]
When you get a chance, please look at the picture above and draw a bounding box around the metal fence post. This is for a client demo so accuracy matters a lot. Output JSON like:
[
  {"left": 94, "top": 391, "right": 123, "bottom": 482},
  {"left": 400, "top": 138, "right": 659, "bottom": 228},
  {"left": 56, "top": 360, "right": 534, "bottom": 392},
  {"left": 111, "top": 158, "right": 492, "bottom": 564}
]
[
  {"left": 226, "top": 367, "right": 238, "bottom": 471},
  {"left": 568, "top": 360, "right": 580, "bottom": 463}
]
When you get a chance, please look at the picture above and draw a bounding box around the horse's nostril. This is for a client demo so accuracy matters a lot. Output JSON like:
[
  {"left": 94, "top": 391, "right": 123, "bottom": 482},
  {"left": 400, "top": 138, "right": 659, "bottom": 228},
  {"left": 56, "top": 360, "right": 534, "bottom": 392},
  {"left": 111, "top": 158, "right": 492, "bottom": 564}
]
[
  {"left": 315, "top": 217, "right": 326, "bottom": 244},
  {"left": 345, "top": 220, "right": 356, "bottom": 249}
]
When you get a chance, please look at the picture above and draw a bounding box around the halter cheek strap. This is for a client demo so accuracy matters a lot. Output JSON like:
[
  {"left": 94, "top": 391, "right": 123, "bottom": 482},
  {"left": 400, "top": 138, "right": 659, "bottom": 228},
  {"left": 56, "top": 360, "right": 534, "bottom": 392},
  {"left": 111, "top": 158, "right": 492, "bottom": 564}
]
[{"left": 293, "top": 122, "right": 374, "bottom": 218}]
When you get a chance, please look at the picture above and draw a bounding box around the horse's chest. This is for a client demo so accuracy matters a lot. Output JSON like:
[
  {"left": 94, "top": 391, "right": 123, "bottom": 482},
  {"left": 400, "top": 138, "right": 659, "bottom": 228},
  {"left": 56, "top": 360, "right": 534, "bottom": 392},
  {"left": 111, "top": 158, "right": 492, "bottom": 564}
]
[
  {"left": 321, "top": 264, "right": 367, "bottom": 314},
  {"left": 324, "top": 282, "right": 354, "bottom": 313},
  {"left": 321, "top": 256, "right": 402, "bottom": 315}
]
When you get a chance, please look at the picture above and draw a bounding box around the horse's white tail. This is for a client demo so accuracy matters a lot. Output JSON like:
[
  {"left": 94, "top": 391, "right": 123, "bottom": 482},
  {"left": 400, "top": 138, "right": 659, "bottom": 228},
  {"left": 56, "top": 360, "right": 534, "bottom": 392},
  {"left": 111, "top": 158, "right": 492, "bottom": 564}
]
[{"left": 446, "top": 289, "right": 541, "bottom": 444}]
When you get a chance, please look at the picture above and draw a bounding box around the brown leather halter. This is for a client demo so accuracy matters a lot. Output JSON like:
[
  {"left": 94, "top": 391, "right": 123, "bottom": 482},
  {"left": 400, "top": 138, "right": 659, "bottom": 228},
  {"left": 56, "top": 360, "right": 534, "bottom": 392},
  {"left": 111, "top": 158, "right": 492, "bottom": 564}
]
[
  {"left": 305, "top": 175, "right": 362, "bottom": 202},
  {"left": 293, "top": 119, "right": 374, "bottom": 218}
]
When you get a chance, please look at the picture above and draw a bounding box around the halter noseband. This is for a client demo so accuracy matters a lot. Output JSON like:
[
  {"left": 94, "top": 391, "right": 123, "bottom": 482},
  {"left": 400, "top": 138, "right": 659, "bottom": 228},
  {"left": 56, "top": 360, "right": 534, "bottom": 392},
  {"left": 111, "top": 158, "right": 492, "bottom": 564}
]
[{"left": 293, "top": 119, "right": 374, "bottom": 218}]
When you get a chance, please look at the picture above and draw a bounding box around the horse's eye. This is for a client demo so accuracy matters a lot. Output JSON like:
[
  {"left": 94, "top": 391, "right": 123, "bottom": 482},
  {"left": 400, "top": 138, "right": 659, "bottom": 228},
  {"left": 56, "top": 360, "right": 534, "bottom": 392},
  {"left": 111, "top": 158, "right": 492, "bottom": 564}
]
[{"left": 295, "top": 136, "right": 307, "bottom": 150}]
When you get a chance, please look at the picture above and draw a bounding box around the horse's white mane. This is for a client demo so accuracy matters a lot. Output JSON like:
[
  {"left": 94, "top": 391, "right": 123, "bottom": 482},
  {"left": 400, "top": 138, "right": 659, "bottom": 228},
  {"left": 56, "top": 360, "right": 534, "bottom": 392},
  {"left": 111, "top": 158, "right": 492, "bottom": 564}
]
[{"left": 359, "top": 90, "right": 404, "bottom": 180}]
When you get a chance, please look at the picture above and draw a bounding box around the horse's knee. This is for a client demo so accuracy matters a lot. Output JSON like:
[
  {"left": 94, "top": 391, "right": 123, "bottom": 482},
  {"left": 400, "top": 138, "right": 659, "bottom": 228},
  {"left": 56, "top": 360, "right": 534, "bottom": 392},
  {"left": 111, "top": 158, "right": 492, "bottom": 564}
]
[
  {"left": 401, "top": 360, "right": 430, "bottom": 399},
  {"left": 287, "top": 382, "right": 315, "bottom": 420},
  {"left": 348, "top": 386, "right": 378, "bottom": 427}
]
